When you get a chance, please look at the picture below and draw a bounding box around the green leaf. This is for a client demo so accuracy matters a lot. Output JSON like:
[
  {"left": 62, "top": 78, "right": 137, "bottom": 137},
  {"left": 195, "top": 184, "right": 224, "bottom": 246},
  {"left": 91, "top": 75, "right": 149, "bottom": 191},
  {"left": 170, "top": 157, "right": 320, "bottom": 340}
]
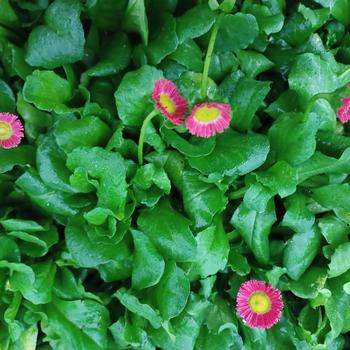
[
  {"left": 328, "top": 242, "right": 350, "bottom": 278},
  {"left": 0, "top": 146, "right": 35, "bottom": 174},
  {"left": 228, "top": 248, "right": 251, "bottom": 276},
  {"left": 2, "top": 43, "right": 33, "bottom": 79},
  {"left": 229, "top": 76, "right": 270, "bottom": 131},
  {"left": 189, "top": 220, "right": 229, "bottom": 279},
  {"left": 318, "top": 215, "right": 349, "bottom": 246},
  {"left": 54, "top": 116, "right": 111, "bottom": 154},
  {"left": 268, "top": 113, "right": 318, "bottom": 166},
  {"left": 168, "top": 40, "right": 203, "bottom": 72},
  {"left": 282, "top": 193, "right": 315, "bottom": 232},
  {"left": 176, "top": 71, "right": 219, "bottom": 107},
  {"left": 312, "top": 184, "right": 350, "bottom": 212},
  {"left": 288, "top": 53, "right": 339, "bottom": 130},
  {"left": 0, "top": 236, "right": 20, "bottom": 262},
  {"left": 131, "top": 230, "right": 165, "bottom": 290},
  {"left": 41, "top": 297, "right": 110, "bottom": 350},
  {"left": 132, "top": 163, "right": 171, "bottom": 207},
  {"left": 243, "top": 182, "right": 274, "bottom": 213},
  {"left": 87, "top": 0, "right": 128, "bottom": 31},
  {"left": 176, "top": 5, "right": 216, "bottom": 44},
  {"left": 289, "top": 267, "right": 328, "bottom": 299},
  {"left": 283, "top": 225, "right": 322, "bottom": 280},
  {"left": 145, "top": 12, "right": 178, "bottom": 65},
  {"left": 289, "top": 54, "right": 339, "bottom": 103},
  {"left": 231, "top": 200, "right": 276, "bottom": 264},
  {"left": 16, "top": 170, "right": 82, "bottom": 217},
  {"left": 21, "top": 261, "right": 56, "bottom": 304},
  {"left": 36, "top": 135, "right": 77, "bottom": 193},
  {"left": 0, "top": 219, "right": 46, "bottom": 233},
  {"left": 215, "top": 13, "right": 259, "bottom": 52},
  {"left": 0, "top": 79, "right": 15, "bottom": 113},
  {"left": 188, "top": 130, "right": 270, "bottom": 177},
  {"left": 246, "top": 4, "right": 284, "bottom": 35},
  {"left": 65, "top": 216, "right": 132, "bottom": 270},
  {"left": 182, "top": 172, "right": 227, "bottom": 229},
  {"left": 256, "top": 161, "right": 298, "bottom": 198},
  {"left": 195, "top": 326, "right": 243, "bottom": 350},
  {"left": 331, "top": 0, "right": 350, "bottom": 27},
  {"left": 67, "top": 147, "right": 127, "bottom": 219},
  {"left": 17, "top": 324, "right": 38, "bottom": 350},
  {"left": 82, "top": 33, "right": 131, "bottom": 80},
  {"left": 325, "top": 271, "right": 350, "bottom": 338},
  {"left": 26, "top": 0, "right": 85, "bottom": 69},
  {"left": 149, "top": 313, "right": 200, "bottom": 350},
  {"left": 0, "top": 261, "right": 35, "bottom": 295},
  {"left": 10, "top": 228, "right": 58, "bottom": 258},
  {"left": 153, "top": 261, "right": 190, "bottom": 320},
  {"left": 23, "top": 70, "right": 73, "bottom": 112},
  {"left": 137, "top": 199, "right": 197, "bottom": 262},
  {"left": 236, "top": 50, "right": 274, "bottom": 78},
  {"left": 115, "top": 65, "right": 163, "bottom": 126},
  {"left": 297, "top": 149, "right": 350, "bottom": 182},
  {"left": 0, "top": 0, "right": 19, "bottom": 28},
  {"left": 115, "top": 288, "right": 162, "bottom": 328},
  {"left": 209, "top": 52, "right": 239, "bottom": 81},
  {"left": 17, "top": 93, "right": 51, "bottom": 142},
  {"left": 123, "top": 0, "right": 148, "bottom": 45},
  {"left": 53, "top": 266, "right": 103, "bottom": 302}
]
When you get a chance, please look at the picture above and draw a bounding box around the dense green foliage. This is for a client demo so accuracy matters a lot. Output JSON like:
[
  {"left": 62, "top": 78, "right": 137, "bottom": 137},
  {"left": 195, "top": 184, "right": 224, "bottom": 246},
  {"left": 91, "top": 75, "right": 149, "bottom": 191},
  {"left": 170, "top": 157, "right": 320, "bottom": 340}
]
[{"left": 1, "top": 0, "right": 350, "bottom": 349}]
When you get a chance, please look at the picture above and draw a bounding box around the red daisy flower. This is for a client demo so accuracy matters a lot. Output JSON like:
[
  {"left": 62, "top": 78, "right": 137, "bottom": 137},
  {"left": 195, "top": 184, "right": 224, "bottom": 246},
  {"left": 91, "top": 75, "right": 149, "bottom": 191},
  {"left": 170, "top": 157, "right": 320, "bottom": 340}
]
[
  {"left": 0, "top": 112, "right": 24, "bottom": 149},
  {"left": 337, "top": 97, "right": 350, "bottom": 124},
  {"left": 236, "top": 280, "right": 284, "bottom": 329},
  {"left": 185, "top": 102, "right": 231, "bottom": 138},
  {"left": 152, "top": 79, "right": 188, "bottom": 125}
]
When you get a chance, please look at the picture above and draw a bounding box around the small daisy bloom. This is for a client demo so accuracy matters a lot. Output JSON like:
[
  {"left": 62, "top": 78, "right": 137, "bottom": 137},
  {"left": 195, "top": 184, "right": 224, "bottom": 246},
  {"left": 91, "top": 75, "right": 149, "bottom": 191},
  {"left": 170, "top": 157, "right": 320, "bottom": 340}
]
[
  {"left": 337, "top": 97, "right": 350, "bottom": 124},
  {"left": 236, "top": 280, "right": 284, "bottom": 329},
  {"left": 0, "top": 112, "right": 24, "bottom": 149},
  {"left": 185, "top": 102, "right": 231, "bottom": 138},
  {"left": 152, "top": 79, "right": 188, "bottom": 125}
]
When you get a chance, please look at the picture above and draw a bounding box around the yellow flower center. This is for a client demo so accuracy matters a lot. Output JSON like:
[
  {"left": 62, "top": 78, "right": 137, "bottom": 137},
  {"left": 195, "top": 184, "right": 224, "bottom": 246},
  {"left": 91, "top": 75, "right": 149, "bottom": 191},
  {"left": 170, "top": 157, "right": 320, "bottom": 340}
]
[
  {"left": 0, "top": 121, "right": 12, "bottom": 141},
  {"left": 159, "top": 93, "right": 176, "bottom": 114},
  {"left": 248, "top": 292, "right": 271, "bottom": 314},
  {"left": 194, "top": 106, "right": 220, "bottom": 123}
]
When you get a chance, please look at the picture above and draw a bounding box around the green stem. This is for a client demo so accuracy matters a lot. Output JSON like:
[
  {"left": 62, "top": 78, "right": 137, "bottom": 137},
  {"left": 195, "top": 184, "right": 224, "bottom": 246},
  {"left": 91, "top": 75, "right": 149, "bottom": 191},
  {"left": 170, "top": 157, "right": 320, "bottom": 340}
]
[
  {"left": 228, "top": 186, "right": 247, "bottom": 200},
  {"left": 138, "top": 109, "right": 159, "bottom": 165},
  {"left": 302, "top": 92, "right": 331, "bottom": 122},
  {"left": 339, "top": 66, "right": 350, "bottom": 82},
  {"left": 201, "top": 13, "right": 223, "bottom": 99},
  {"left": 63, "top": 64, "right": 77, "bottom": 88},
  {"left": 226, "top": 229, "right": 239, "bottom": 241}
]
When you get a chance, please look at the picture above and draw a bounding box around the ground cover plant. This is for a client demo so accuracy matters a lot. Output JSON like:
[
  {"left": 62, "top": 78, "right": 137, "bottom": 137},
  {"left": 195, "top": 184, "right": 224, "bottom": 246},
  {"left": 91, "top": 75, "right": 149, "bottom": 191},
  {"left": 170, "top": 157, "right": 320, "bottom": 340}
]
[{"left": 1, "top": 0, "right": 350, "bottom": 348}]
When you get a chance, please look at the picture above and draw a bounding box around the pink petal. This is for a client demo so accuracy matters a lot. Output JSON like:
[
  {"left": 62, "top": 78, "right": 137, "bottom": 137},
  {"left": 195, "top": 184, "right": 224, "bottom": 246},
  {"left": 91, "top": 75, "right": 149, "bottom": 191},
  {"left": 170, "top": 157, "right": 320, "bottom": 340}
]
[
  {"left": 185, "top": 102, "right": 231, "bottom": 138},
  {"left": 236, "top": 279, "right": 284, "bottom": 329},
  {"left": 152, "top": 79, "right": 188, "bottom": 125},
  {"left": 0, "top": 112, "right": 24, "bottom": 149}
]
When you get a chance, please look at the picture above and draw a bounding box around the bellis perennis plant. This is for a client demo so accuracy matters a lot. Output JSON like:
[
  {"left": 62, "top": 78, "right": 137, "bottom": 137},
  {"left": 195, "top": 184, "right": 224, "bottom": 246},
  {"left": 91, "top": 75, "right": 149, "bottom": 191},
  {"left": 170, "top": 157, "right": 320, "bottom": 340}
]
[{"left": 137, "top": 78, "right": 232, "bottom": 164}]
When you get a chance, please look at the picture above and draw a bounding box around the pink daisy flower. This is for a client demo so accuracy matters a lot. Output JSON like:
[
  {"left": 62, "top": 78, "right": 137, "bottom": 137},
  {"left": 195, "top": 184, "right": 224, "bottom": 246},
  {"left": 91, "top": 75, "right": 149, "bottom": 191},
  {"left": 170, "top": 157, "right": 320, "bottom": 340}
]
[
  {"left": 0, "top": 112, "right": 24, "bottom": 149},
  {"left": 236, "top": 280, "right": 284, "bottom": 329},
  {"left": 152, "top": 79, "right": 188, "bottom": 125},
  {"left": 185, "top": 102, "right": 231, "bottom": 138},
  {"left": 337, "top": 97, "right": 350, "bottom": 124}
]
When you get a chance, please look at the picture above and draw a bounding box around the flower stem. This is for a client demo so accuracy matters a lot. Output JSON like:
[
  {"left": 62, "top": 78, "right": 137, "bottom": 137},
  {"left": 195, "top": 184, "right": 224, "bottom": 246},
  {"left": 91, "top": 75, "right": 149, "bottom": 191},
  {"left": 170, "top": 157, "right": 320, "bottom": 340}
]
[
  {"left": 228, "top": 186, "right": 247, "bottom": 200},
  {"left": 63, "top": 64, "right": 77, "bottom": 88},
  {"left": 138, "top": 109, "right": 159, "bottom": 165},
  {"left": 201, "top": 13, "right": 223, "bottom": 99},
  {"left": 302, "top": 92, "right": 332, "bottom": 122}
]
